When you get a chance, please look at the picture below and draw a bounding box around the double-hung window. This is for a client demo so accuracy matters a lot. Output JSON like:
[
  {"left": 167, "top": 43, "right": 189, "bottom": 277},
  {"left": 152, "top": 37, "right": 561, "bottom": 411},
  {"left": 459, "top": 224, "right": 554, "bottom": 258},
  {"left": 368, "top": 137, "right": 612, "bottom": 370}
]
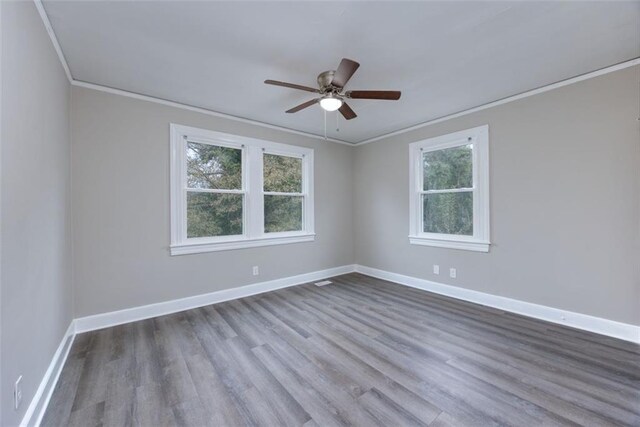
[
  {"left": 263, "top": 152, "right": 305, "bottom": 233},
  {"left": 170, "top": 124, "right": 314, "bottom": 255},
  {"left": 409, "top": 125, "right": 490, "bottom": 252}
]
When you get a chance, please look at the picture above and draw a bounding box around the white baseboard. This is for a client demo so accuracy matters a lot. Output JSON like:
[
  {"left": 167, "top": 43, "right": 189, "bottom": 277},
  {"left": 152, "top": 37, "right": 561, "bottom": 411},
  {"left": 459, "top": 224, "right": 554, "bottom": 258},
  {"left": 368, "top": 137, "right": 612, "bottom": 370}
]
[
  {"left": 75, "top": 264, "right": 356, "bottom": 333},
  {"left": 20, "top": 321, "right": 76, "bottom": 427},
  {"left": 355, "top": 265, "right": 640, "bottom": 344}
]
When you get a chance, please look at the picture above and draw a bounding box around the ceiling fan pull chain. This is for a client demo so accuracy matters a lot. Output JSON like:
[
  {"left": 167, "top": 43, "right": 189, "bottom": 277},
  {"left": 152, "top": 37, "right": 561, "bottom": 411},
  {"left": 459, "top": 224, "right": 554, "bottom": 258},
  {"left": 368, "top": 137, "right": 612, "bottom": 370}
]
[
  {"left": 324, "top": 110, "right": 327, "bottom": 140},
  {"left": 336, "top": 111, "right": 339, "bottom": 132}
]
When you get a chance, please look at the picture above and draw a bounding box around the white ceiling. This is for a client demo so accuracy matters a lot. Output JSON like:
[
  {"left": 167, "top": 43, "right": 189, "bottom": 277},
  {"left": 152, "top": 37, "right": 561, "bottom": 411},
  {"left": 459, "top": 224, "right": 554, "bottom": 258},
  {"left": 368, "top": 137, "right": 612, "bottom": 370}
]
[{"left": 43, "top": 1, "right": 640, "bottom": 144}]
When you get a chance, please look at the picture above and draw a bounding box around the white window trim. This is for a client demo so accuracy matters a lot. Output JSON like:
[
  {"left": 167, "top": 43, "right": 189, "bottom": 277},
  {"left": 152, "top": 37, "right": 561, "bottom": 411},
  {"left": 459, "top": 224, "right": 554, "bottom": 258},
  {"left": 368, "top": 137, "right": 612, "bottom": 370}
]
[
  {"left": 170, "top": 124, "right": 314, "bottom": 255},
  {"left": 408, "top": 125, "right": 490, "bottom": 252}
]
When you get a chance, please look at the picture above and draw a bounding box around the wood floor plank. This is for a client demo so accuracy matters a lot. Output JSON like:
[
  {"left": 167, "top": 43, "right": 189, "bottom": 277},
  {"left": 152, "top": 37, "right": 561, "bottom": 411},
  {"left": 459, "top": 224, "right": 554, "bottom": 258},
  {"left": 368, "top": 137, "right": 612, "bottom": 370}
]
[
  {"left": 345, "top": 279, "right": 640, "bottom": 388},
  {"left": 42, "top": 273, "right": 640, "bottom": 426},
  {"left": 184, "top": 353, "right": 247, "bottom": 426},
  {"left": 172, "top": 398, "right": 211, "bottom": 427},
  {"left": 69, "top": 328, "right": 112, "bottom": 412},
  {"left": 374, "top": 298, "right": 640, "bottom": 405},
  {"left": 307, "top": 317, "right": 512, "bottom": 426},
  {"left": 252, "top": 344, "right": 350, "bottom": 427},
  {"left": 183, "top": 310, "right": 259, "bottom": 426},
  {"left": 358, "top": 387, "right": 428, "bottom": 427},
  {"left": 132, "top": 383, "right": 177, "bottom": 426},
  {"left": 40, "top": 356, "right": 85, "bottom": 427},
  {"left": 306, "top": 333, "right": 442, "bottom": 425},
  {"left": 67, "top": 401, "right": 105, "bottom": 427},
  {"left": 225, "top": 336, "right": 311, "bottom": 426}
]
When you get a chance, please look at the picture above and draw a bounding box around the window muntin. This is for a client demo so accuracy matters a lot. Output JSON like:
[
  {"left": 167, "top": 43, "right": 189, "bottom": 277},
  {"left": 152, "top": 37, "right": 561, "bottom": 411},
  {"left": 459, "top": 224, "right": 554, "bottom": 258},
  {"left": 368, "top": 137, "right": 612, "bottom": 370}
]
[
  {"left": 170, "top": 124, "right": 314, "bottom": 255},
  {"left": 409, "top": 125, "right": 490, "bottom": 252}
]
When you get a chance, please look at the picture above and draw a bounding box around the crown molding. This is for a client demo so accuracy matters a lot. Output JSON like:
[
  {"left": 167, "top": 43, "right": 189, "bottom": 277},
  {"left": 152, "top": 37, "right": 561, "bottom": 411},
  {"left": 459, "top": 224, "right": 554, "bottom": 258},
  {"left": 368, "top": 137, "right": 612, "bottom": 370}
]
[
  {"left": 33, "top": 0, "right": 352, "bottom": 146},
  {"left": 71, "top": 81, "right": 353, "bottom": 146},
  {"left": 354, "top": 57, "right": 640, "bottom": 146},
  {"left": 34, "top": 0, "right": 638, "bottom": 148},
  {"left": 34, "top": 0, "right": 72, "bottom": 83},
  {"left": 67, "top": 58, "right": 640, "bottom": 148}
]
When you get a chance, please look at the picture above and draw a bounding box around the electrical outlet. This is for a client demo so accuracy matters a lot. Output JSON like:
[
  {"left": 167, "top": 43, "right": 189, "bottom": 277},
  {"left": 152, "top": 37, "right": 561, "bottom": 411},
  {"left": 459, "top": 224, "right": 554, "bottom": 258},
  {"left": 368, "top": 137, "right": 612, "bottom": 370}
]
[
  {"left": 14, "top": 376, "right": 23, "bottom": 410},
  {"left": 252, "top": 266, "right": 259, "bottom": 276},
  {"left": 433, "top": 265, "right": 440, "bottom": 275},
  {"left": 449, "top": 268, "right": 457, "bottom": 279}
]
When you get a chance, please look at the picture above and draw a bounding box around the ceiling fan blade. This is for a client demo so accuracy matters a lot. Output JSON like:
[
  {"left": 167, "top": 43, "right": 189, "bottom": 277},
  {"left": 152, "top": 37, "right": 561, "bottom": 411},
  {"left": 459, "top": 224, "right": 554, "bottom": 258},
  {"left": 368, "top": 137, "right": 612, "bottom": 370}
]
[
  {"left": 265, "top": 80, "right": 319, "bottom": 93},
  {"left": 339, "top": 102, "right": 357, "bottom": 120},
  {"left": 331, "top": 58, "right": 360, "bottom": 88},
  {"left": 346, "top": 90, "right": 401, "bottom": 100},
  {"left": 286, "top": 98, "right": 319, "bottom": 113}
]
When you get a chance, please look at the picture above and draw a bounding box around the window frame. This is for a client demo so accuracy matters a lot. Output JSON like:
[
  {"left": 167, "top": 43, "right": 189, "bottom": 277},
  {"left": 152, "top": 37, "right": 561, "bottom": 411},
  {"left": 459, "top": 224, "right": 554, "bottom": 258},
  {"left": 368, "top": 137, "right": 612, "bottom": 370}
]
[
  {"left": 408, "top": 125, "right": 490, "bottom": 252},
  {"left": 170, "top": 124, "right": 314, "bottom": 255}
]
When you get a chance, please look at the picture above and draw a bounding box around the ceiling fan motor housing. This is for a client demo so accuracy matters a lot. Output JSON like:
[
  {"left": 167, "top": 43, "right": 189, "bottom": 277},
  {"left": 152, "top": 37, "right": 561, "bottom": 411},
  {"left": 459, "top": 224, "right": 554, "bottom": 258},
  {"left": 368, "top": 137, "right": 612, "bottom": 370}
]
[{"left": 317, "top": 70, "right": 336, "bottom": 91}]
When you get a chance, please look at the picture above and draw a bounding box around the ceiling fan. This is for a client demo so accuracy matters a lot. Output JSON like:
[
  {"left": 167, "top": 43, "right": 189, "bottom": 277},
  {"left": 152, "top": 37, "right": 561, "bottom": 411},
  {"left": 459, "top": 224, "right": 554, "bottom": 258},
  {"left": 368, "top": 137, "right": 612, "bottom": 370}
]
[{"left": 264, "top": 58, "right": 401, "bottom": 120}]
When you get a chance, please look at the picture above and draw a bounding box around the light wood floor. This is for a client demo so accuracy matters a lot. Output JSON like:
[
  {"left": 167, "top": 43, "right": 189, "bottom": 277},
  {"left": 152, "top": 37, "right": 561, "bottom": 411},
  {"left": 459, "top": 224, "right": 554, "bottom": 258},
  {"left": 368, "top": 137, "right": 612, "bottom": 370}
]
[{"left": 42, "top": 273, "right": 640, "bottom": 426}]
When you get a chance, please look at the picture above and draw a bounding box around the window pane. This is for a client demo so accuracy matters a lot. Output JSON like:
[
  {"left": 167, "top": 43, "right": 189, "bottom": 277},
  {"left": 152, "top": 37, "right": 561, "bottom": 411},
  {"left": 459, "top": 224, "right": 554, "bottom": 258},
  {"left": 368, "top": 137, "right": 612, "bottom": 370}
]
[
  {"left": 264, "top": 195, "right": 302, "bottom": 232},
  {"left": 187, "top": 142, "right": 242, "bottom": 190},
  {"left": 423, "top": 192, "right": 473, "bottom": 235},
  {"left": 263, "top": 154, "right": 302, "bottom": 193},
  {"left": 423, "top": 144, "right": 472, "bottom": 190},
  {"left": 187, "top": 192, "right": 243, "bottom": 238}
]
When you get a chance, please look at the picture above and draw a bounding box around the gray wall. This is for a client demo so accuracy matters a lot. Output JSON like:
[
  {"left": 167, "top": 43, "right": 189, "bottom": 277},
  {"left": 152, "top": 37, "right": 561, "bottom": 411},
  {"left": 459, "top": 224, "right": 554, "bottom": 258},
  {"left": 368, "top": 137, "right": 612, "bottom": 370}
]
[
  {"left": 1, "top": 2, "right": 73, "bottom": 425},
  {"left": 72, "top": 66, "right": 639, "bottom": 326},
  {"left": 354, "top": 65, "right": 640, "bottom": 326},
  {"left": 71, "top": 87, "right": 354, "bottom": 317}
]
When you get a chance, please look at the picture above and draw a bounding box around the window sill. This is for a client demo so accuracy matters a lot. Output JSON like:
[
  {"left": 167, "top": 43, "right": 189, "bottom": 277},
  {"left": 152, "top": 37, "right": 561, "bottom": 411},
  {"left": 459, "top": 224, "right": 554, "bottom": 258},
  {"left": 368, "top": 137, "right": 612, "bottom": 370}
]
[
  {"left": 171, "top": 233, "right": 315, "bottom": 256},
  {"left": 409, "top": 235, "right": 490, "bottom": 252}
]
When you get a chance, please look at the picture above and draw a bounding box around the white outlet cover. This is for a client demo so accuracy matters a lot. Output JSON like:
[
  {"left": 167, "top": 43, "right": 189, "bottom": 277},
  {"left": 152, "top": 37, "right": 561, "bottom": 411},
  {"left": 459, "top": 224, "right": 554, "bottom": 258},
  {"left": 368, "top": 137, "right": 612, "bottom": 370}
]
[
  {"left": 433, "top": 265, "right": 440, "bottom": 275},
  {"left": 252, "top": 266, "right": 259, "bottom": 275},
  {"left": 449, "top": 268, "right": 457, "bottom": 278}
]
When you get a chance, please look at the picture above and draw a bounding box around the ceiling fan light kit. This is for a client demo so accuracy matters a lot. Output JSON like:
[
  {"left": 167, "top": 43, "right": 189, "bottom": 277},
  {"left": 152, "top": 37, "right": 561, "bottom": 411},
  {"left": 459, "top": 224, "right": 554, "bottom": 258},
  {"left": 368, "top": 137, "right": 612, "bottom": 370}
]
[
  {"left": 265, "top": 58, "right": 401, "bottom": 121},
  {"left": 319, "top": 95, "right": 343, "bottom": 112}
]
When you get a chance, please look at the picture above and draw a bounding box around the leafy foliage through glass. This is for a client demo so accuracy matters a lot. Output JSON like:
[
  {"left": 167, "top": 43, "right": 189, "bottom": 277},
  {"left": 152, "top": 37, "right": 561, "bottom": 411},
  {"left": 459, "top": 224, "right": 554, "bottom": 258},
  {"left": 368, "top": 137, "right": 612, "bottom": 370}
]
[
  {"left": 264, "top": 195, "right": 303, "bottom": 233},
  {"left": 187, "top": 142, "right": 242, "bottom": 190},
  {"left": 423, "top": 144, "right": 472, "bottom": 190},
  {"left": 187, "top": 192, "right": 243, "bottom": 238},
  {"left": 263, "top": 154, "right": 302, "bottom": 193},
  {"left": 422, "top": 192, "right": 473, "bottom": 235}
]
